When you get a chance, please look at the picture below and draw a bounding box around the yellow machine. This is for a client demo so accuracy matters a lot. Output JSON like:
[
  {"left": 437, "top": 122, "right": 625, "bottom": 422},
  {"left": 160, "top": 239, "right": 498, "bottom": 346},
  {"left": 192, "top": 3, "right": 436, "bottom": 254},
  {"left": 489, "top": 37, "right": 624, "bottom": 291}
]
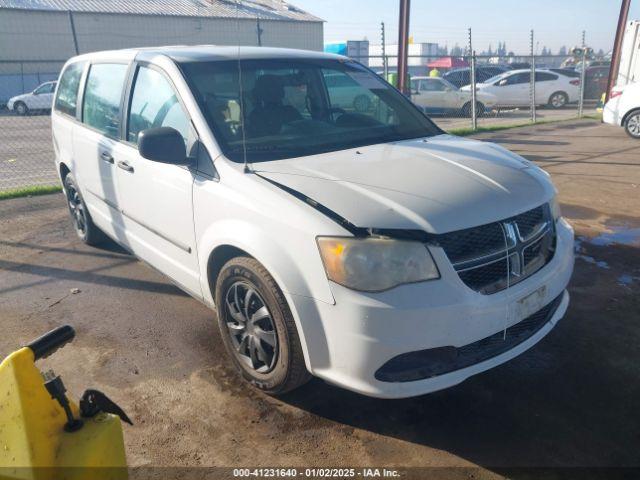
[{"left": 0, "top": 326, "right": 129, "bottom": 480}]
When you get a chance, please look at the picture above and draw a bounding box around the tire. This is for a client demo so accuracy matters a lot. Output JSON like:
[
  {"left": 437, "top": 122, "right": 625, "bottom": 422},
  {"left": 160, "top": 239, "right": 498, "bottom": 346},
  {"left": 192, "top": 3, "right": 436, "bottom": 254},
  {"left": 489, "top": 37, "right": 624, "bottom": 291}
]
[
  {"left": 547, "top": 91, "right": 568, "bottom": 109},
  {"left": 462, "top": 101, "right": 485, "bottom": 118},
  {"left": 14, "top": 102, "right": 28, "bottom": 116},
  {"left": 353, "top": 94, "right": 371, "bottom": 112},
  {"left": 623, "top": 109, "right": 640, "bottom": 139},
  {"left": 215, "top": 256, "right": 311, "bottom": 395},
  {"left": 63, "top": 173, "right": 106, "bottom": 246}
]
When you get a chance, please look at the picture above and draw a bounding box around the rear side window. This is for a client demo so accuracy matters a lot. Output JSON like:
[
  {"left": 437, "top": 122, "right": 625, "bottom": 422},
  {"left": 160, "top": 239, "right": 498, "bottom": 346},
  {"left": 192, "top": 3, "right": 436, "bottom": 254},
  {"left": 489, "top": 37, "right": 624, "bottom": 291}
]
[
  {"left": 54, "top": 62, "right": 85, "bottom": 116},
  {"left": 535, "top": 72, "right": 558, "bottom": 82},
  {"left": 82, "top": 63, "right": 128, "bottom": 137}
]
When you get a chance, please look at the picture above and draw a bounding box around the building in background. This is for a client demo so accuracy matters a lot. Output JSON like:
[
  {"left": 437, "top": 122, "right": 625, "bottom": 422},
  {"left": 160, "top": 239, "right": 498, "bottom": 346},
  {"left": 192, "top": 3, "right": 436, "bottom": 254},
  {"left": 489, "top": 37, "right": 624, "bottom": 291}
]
[
  {"left": 324, "top": 40, "right": 369, "bottom": 66},
  {"left": 368, "top": 42, "right": 439, "bottom": 76},
  {"left": 0, "top": 0, "right": 323, "bottom": 102}
]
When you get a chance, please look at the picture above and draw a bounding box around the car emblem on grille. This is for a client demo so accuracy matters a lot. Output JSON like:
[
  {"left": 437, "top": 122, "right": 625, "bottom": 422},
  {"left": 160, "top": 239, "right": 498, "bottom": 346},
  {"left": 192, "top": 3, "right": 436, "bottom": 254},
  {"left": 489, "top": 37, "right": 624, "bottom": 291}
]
[{"left": 502, "top": 220, "right": 549, "bottom": 279}]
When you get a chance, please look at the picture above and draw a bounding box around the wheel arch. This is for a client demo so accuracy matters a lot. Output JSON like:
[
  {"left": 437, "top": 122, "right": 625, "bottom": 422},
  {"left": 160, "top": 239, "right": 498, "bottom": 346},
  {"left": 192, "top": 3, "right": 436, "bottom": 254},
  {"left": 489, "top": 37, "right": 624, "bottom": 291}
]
[
  {"left": 59, "top": 162, "right": 70, "bottom": 183},
  {"left": 621, "top": 107, "right": 640, "bottom": 127},
  {"left": 199, "top": 221, "right": 336, "bottom": 373}
]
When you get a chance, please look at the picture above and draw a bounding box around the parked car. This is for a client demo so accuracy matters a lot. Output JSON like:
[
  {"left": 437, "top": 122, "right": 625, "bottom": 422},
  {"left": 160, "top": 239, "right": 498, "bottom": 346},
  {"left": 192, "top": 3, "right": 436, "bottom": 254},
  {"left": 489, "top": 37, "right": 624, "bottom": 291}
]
[
  {"left": 7, "top": 81, "right": 57, "bottom": 115},
  {"left": 324, "top": 72, "right": 375, "bottom": 112},
  {"left": 603, "top": 82, "right": 640, "bottom": 138},
  {"left": 52, "top": 46, "right": 574, "bottom": 399},
  {"left": 442, "top": 65, "right": 509, "bottom": 88},
  {"left": 410, "top": 76, "right": 497, "bottom": 116},
  {"left": 584, "top": 66, "right": 610, "bottom": 100},
  {"left": 549, "top": 68, "right": 581, "bottom": 78},
  {"left": 463, "top": 69, "right": 580, "bottom": 108}
]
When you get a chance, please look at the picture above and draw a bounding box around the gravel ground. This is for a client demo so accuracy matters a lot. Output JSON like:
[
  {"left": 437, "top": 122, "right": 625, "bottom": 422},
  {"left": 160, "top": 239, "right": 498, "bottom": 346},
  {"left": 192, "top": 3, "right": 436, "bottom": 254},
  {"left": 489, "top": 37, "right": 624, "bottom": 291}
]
[{"left": 0, "top": 120, "right": 638, "bottom": 479}]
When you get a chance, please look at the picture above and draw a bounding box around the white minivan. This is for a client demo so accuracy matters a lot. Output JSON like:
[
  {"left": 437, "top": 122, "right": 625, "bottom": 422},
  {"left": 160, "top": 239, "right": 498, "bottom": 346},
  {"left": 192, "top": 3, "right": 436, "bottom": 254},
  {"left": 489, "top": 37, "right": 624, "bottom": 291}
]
[{"left": 52, "top": 46, "right": 574, "bottom": 398}]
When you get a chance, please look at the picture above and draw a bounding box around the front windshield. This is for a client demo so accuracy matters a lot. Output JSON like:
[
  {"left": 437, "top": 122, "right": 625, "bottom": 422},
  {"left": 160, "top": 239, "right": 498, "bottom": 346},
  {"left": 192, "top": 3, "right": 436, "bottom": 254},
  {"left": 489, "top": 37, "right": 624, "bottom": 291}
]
[{"left": 180, "top": 58, "right": 441, "bottom": 162}]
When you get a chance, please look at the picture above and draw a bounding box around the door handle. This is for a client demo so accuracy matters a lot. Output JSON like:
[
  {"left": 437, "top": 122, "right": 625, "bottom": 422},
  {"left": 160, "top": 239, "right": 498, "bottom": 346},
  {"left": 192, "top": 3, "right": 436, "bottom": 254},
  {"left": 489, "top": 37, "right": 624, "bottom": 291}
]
[
  {"left": 100, "top": 151, "right": 114, "bottom": 164},
  {"left": 117, "top": 160, "right": 134, "bottom": 173}
]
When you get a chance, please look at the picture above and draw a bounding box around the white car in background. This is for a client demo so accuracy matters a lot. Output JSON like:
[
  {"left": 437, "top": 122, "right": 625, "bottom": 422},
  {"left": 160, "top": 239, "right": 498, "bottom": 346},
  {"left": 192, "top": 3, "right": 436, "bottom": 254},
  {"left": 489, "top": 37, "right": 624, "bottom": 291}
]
[
  {"left": 7, "top": 81, "right": 57, "bottom": 115},
  {"left": 462, "top": 69, "right": 580, "bottom": 109},
  {"left": 410, "top": 76, "right": 497, "bottom": 117},
  {"left": 603, "top": 82, "right": 640, "bottom": 138}
]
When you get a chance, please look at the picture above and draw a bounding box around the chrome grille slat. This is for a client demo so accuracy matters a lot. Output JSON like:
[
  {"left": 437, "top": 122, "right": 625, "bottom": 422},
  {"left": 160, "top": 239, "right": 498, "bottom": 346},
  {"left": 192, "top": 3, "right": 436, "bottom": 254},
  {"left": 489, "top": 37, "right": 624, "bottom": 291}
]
[{"left": 438, "top": 204, "right": 556, "bottom": 295}]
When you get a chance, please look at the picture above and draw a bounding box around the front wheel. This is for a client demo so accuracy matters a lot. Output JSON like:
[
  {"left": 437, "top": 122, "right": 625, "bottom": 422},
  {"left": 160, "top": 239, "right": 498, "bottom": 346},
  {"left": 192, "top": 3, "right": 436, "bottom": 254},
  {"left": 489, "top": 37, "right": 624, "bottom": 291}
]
[
  {"left": 14, "top": 102, "right": 28, "bottom": 116},
  {"left": 624, "top": 109, "right": 640, "bottom": 139},
  {"left": 547, "top": 91, "right": 568, "bottom": 109},
  {"left": 215, "top": 257, "right": 311, "bottom": 395}
]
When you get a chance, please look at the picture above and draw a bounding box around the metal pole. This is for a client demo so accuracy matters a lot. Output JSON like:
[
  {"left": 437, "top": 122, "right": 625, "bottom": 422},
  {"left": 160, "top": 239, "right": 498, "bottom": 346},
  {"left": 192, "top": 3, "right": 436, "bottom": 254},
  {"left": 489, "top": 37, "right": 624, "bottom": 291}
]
[
  {"left": 256, "top": 17, "right": 263, "bottom": 46},
  {"left": 68, "top": 11, "right": 79, "bottom": 55},
  {"left": 397, "top": 0, "right": 410, "bottom": 95},
  {"left": 578, "top": 30, "right": 587, "bottom": 117},
  {"left": 530, "top": 29, "right": 536, "bottom": 123},
  {"left": 381, "top": 22, "right": 388, "bottom": 78},
  {"left": 468, "top": 28, "right": 477, "bottom": 130},
  {"left": 605, "top": 0, "right": 631, "bottom": 102}
]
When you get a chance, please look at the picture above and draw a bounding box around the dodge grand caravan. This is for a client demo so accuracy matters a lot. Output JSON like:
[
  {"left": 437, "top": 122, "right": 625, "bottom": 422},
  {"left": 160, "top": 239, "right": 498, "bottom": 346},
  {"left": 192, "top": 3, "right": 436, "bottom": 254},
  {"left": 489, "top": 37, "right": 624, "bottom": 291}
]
[{"left": 52, "top": 46, "right": 574, "bottom": 398}]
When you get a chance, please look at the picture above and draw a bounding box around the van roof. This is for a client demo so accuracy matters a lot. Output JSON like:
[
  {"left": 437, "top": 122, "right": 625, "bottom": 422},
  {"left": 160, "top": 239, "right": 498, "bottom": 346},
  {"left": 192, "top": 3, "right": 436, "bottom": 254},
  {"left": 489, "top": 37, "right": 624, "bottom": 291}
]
[{"left": 70, "top": 45, "right": 344, "bottom": 64}]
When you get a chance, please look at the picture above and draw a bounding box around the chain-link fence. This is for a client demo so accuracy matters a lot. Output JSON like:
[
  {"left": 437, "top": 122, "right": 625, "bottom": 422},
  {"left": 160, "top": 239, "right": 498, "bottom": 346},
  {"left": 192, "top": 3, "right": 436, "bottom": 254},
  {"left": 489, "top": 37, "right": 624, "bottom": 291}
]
[{"left": 0, "top": 46, "right": 604, "bottom": 195}]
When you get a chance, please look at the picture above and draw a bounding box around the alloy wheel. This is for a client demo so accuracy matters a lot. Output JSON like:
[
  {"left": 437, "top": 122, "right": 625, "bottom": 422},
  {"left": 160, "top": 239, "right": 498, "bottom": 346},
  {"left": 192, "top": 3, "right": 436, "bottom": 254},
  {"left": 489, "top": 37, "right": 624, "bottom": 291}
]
[
  {"left": 66, "top": 183, "right": 87, "bottom": 235},
  {"left": 627, "top": 113, "right": 640, "bottom": 138},
  {"left": 550, "top": 93, "right": 566, "bottom": 108},
  {"left": 224, "top": 281, "right": 278, "bottom": 373}
]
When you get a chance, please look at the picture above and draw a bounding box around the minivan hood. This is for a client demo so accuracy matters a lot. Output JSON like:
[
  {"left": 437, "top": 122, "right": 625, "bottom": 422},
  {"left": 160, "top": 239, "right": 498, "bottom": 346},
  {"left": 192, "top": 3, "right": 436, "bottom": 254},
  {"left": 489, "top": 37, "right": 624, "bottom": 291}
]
[{"left": 254, "top": 134, "right": 554, "bottom": 234}]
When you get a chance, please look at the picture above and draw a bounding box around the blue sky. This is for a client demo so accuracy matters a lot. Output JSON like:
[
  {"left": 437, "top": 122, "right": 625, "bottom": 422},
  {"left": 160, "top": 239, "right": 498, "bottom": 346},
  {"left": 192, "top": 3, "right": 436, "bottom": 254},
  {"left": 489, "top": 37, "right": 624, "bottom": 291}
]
[{"left": 294, "top": 0, "right": 640, "bottom": 54}]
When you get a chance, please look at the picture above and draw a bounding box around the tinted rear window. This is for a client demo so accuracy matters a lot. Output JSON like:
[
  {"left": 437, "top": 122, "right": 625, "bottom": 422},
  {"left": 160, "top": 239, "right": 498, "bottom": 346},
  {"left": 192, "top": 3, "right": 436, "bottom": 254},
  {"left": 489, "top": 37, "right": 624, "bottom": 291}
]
[{"left": 54, "top": 62, "right": 85, "bottom": 117}]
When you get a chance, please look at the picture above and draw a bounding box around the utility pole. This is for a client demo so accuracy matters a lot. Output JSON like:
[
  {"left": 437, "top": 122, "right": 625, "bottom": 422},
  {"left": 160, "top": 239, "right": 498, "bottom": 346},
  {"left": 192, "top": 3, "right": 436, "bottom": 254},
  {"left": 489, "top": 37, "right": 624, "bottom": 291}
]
[
  {"left": 397, "top": 0, "right": 410, "bottom": 95},
  {"left": 381, "top": 22, "right": 388, "bottom": 78},
  {"left": 530, "top": 29, "right": 536, "bottom": 123},
  {"left": 468, "top": 28, "right": 477, "bottom": 130},
  {"left": 578, "top": 30, "right": 587, "bottom": 117},
  {"left": 605, "top": 0, "right": 631, "bottom": 102}
]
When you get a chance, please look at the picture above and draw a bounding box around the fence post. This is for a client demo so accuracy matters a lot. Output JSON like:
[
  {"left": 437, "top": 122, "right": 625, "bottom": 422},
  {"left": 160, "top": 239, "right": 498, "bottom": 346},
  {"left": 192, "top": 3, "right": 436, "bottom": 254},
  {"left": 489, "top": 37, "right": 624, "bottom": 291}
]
[
  {"left": 471, "top": 51, "right": 478, "bottom": 130},
  {"left": 468, "top": 28, "right": 477, "bottom": 130},
  {"left": 578, "top": 31, "right": 586, "bottom": 118},
  {"left": 530, "top": 29, "right": 536, "bottom": 123}
]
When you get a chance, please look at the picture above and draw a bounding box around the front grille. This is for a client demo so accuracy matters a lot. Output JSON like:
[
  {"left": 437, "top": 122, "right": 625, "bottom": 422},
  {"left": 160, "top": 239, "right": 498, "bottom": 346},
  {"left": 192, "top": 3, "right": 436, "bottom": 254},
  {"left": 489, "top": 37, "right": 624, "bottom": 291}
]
[
  {"left": 374, "top": 293, "right": 564, "bottom": 383},
  {"left": 437, "top": 204, "right": 556, "bottom": 294}
]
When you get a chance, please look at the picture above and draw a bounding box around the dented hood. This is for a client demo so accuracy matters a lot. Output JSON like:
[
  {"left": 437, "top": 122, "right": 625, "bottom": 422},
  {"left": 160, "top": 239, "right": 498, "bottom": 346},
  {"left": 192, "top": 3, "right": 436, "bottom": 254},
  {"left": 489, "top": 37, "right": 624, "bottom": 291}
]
[{"left": 254, "top": 134, "right": 555, "bottom": 234}]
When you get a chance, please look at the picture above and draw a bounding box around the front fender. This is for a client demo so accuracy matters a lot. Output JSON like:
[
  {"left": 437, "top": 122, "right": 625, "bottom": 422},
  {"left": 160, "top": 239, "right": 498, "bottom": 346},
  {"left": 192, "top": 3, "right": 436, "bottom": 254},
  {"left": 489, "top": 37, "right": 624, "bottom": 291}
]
[
  {"left": 197, "top": 218, "right": 335, "bottom": 306},
  {"left": 197, "top": 218, "right": 336, "bottom": 371}
]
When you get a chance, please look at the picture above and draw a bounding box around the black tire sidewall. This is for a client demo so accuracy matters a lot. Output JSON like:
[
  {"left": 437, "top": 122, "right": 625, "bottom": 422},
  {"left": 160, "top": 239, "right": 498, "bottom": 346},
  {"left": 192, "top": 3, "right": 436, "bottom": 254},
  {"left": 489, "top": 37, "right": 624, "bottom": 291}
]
[
  {"left": 15, "top": 102, "right": 28, "bottom": 115},
  {"left": 63, "top": 173, "right": 104, "bottom": 245},
  {"left": 215, "top": 259, "right": 294, "bottom": 393},
  {"left": 624, "top": 110, "right": 640, "bottom": 139}
]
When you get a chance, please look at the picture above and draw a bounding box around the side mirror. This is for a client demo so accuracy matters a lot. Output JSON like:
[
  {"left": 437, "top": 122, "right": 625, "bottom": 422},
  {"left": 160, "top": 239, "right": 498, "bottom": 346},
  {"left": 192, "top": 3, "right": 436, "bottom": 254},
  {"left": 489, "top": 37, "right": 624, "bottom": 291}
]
[
  {"left": 497, "top": 79, "right": 508, "bottom": 87},
  {"left": 138, "top": 127, "right": 190, "bottom": 165}
]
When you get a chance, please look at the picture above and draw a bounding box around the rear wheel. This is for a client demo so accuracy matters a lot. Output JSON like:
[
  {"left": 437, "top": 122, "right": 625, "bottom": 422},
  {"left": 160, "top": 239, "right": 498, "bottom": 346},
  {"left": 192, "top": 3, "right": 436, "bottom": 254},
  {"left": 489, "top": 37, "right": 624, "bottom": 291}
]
[
  {"left": 215, "top": 256, "right": 311, "bottom": 395},
  {"left": 14, "top": 102, "right": 28, "bottom": 116},
  {"left": 63, "top": 173, "right": 106, "bottom": 246},
  {"left": 624, "top": 109, "right": 640, "bottom": 139},
  {"left": 462, "top": 101, "right": 485, "bottom": 117},
  {"left": 547, "top": 91, "right": 568, "bottom": 109}
]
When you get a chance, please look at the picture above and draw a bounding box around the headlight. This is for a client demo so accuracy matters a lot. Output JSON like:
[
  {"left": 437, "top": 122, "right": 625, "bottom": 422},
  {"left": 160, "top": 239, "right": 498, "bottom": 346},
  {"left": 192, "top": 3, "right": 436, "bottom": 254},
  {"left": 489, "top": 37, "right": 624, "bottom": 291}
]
[
  {"left": 317, "top": 237, "right": 440, "bottom": 292},
  {"left": 550, "top": 196, "right": 562, "bottom": 221}
]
